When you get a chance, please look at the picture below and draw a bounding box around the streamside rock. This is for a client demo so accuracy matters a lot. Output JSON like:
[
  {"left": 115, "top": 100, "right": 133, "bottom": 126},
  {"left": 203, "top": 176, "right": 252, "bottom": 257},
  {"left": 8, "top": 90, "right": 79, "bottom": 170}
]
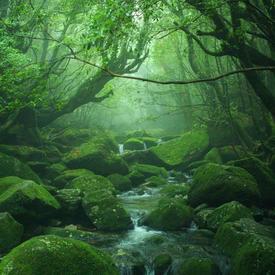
[
  {"left": 124, "top": 138, "right": 145, "bottom": 151},
  {"left": 82, "top": 190, "right": 132, "bottom": 232},
  {"left": 160, "top": 184, "right": 190, "bottom": 198},
  {"left": 0, "top": 212, "right": 24, "bottom": 254},
  {"left": 64, "top": 141, "right": 129, "bottom": 176},
  {"left": 107, "top": 174, "right": 132, "bottom": 192},
  {"left": 0, "top": 235, "right": 119, "bottom": 275},
  {"left": 153, "top": 254, "right": 172, "bottom": 275},
  {"left": 188, "top": 163, "right": 260, "bottom": 207},
  {"left": 0, "top": 177, "right": 60, "bottom": 223},
  {"left": 45, "top": 162, "right": 67, "bottom": 180},
  {"left": 131, "top": 163, "right": 168, "bottom": 179},
  {"left": 142, "top": 198, "right": 193, "bottom": 231},
  {"left": 230, "top": 157, "right": 275, "bottom": 207},
  {"left": 0, "top": 152, "right": 42, "bottom": 184}
]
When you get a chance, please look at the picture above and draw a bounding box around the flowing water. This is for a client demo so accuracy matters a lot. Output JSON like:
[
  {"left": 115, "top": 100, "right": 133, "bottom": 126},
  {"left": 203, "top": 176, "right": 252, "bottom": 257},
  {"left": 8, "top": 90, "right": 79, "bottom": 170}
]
[{"left": 99, "top": 174, "right": 230, "bottom": 275}]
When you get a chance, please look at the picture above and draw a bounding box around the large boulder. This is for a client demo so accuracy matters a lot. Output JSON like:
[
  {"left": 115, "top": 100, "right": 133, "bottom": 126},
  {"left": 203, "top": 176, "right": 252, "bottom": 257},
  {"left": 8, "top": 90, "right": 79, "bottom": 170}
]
[
  {"left": 0, "top": 152, "right": 42, "bottom": 184},
  {"left": 142, "top": 198, "right": 193, "bottom": 231},
  {"left": 231, "top": 235, "right": 275, "bottom": 275},
  {"left": 0, "top": 235, "right": 119, "bottom": 275},
  {"left": 124, "top": 138, "right": 145, "bottom": 151},
  {"left": 64, "top": 142, "right": 129, "bottom": 176},
  {"left": 82, "top": 190, "right": 132, "bottom": 232},
  {"left": 131, "top": 163, "right": 168, "bottom": 179},
  {"left": 205, "top": 201, "right": 253, "bottom": 231},
  {"left": 107, "top": 174, "right": 132, "bottom": 192},
  {"left": 150, "top": 130, "right": 209, "bottom": 169},
  {"left": 0, "top": 177, "right": 60, "bottom": 223},
  {"left": 230, "top": 157, "right": 275, "bottom": 207},
  {"left": 45, "top": 163, "right": 67, "bottom": 180},
  {"left": 0, "top": 212, "right": 23, "bottom": 254},
  {"left": 215, "top": 218, "right": 275, "bottom": 256},
  {"left": 188, "top": 163, "right": 260, "bottom": 207}
]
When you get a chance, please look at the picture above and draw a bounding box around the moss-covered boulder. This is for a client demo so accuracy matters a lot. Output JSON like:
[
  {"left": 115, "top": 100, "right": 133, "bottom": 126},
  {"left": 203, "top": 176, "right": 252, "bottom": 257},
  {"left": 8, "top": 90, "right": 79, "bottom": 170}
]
[
  {"left": 82, "top": 190, "right": 132, "bottom": 232},
  {"left": 45, "top": 163, "right": 67, "bottom": 180},
  {"left": 128, "top": 170, "right": 146, "bottom": 186},
  {"left": 0, "top": 177, "right": 60, "bottom": 223},
  {"left": 107, "top": 174, "right": 132, "bottom": 192},
  {"left": 0, "top": 144, "right": 47, "bottom": 162},
  {"left": 0, "top": 152, "right": 42, "bottom": 184},
  {"left": 204, "top": 148, "right": 223, "bottom": 164},
  {"left": 53, "top": 169, "right": 94, "bottom": 188},
  {"left": 176, "top": 257, "right": 221, "bottom": 275},
  {"left": 188, "top": 163, "right": 260, "bottom": 207},
  {"left": 194, "top": 209, "right": 214, "bottom": 229},
  {"left": 231, "top": 235, "right": 275, "bottom": 275},
  {"left": 160, "top": 184, "right": 190, "bottom": 198},
  {"left": 0, "top": 212, "right": 23, "bottom": 254},
  {"left": 206, "top": 201, "right": 253, "bottom": 231},
  {"left": 142, "top": 198, "right": 193, "bottom": 231},
  {"left": 131, "top": 163, "right": 168, "bottom": 179},
  {"left": 153, "top": 254, "right": 172, "bottom": 275},
  {"left": 67, "top": 175, "right": 116, "bottom": 195},
  {"left": 124, "top": 138, "right": 145, "bottom": 151},
  {"left": 0, "top": 235, "right": 119, "bottom": 275},
  {"left": 215, "top": 218, "right": 275, "bottom": 256},
  {"left": 64, "top": 142, "right": 129, "bottom": 176},
  {"left": 230, "top": 157, "right": 275, "bottom": 207},
  {"left": 143, "top": 176, "right": 167, "bottom": 188},
  {"left": 149, "top": 130, "right": 209, "bottom": 169}
]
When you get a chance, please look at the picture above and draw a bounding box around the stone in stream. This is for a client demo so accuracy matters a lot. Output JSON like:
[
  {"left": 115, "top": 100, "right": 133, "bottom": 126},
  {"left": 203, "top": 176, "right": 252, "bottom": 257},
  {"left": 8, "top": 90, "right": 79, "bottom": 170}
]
[
  {"left": 107, "top": 173, "right": 133, "bottom": 192},
  {"left": 124, "top": 138, "right": 145, "bottom": 151},
  {"left": 153, "top": 253, "right": 172, "bottom": 275},
  {"left": 0, "top": 212, "right": 24, "bottom": 253},
  {"left": 188, "top": 163, "right": 260, "bottom": 207},
  {"left": 0, "top": 235, "right": 119, "bottom": 275}
]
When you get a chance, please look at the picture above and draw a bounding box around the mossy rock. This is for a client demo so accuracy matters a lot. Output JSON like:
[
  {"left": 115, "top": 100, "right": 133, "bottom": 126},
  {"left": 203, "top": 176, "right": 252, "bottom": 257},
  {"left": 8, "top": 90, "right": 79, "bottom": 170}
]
[
  {"left": 0, "top": 176, "right": 23, "bottom": 194},
  {"left": 45, "top": 163, "right": 67, "bottom": 180},
  {"left": 143, "top": 176, "right": 167, "bottom": 188},
  {"left": 128, "top": 170, "right": 146, "bottom": 187},
  {"left": 0, "top": 152, "right": 42, "bottom": 184},
  {"left": 141, "top": 137, "right": 159, "bottom": 148},
  {"left": 131, "top": 163, "right": 168, "bottom": 179},
  {"left": 215, "top": 218, "right": 275, "bottom": 256},
  {"left": 160, "top": 184, "right": 190, "bottom": 198},
  {"left": 0, "top": 212, "right": 23, "bottom": 254},
  {"left": 64, "top": 142, "right": 129, "bottom": 176},
  {"left": 188, "top": 163, "right": 260, "bottom": 207},
  {"left": 67, "top": 175, "right": 116, "bottom": 195},
  {"left": 107, "top": 174, "right": 132, "bottom": 192},
  {"left": 194, "top": 209, "right": 214, "bottom": 229},
  {"left": 150, "top": 130, "right": 209, "bottom": 168},
  {"left": 153, "top": 253, "right": 172, "bottom": 275},
  {"left": 204, "top": 148, "right": 223, "bottom": 164},
  {"left": 231, "top": 235, "right": 275, "bottom": 275},
  {"left": 176, "top": 257, "right": 221, "bottom": 275},
  {"left": 82, "top": 190, "right": 133, "bottom": 232},
  {"left": 53, "top": 169, "right": 94, "bottom": 189},
  {"left": 0, "top": 177, "right": 60, "bottom": 223},
  {"left": 218, "top": 145, "right": 245, "bottom": 162},
  {"left": 0, "top": 235, "right": 119, "bottom": 275},
  {"left": 230, "top": 157, "right": 275, "bottom": 207},
  {"left": 124, "top": 138, "right": 145, "bottom": 151},
  {"left": 142, "top": 198, "right": 193, "bottom": 231},
  {"left": 206, "top": 201, "right": 253, "bottom": 231},
  {"left": 0, "top": 144, "right": 47, "bottom": 162}
]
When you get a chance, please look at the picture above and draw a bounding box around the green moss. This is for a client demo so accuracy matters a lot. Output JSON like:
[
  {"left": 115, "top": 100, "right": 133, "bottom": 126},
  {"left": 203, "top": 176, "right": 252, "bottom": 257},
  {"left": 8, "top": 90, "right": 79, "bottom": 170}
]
[
  {"left": 45, "top": 163, "right": 67, "bottom": 180},
  {"left": 0, "top": 152, "right": 42, "bottom": 184},
  {"left": 0, "top": 179, "right": 60, "bottom": 222},
  {"left": 160, "top": 184, "right": 189, "bottom": 198},
  {"left": 188, "top": 163, "right": 260, "bottom": 207},
  {"left": 0, "top": 212, "right": 23, "bottom": 253},
  {"left": 204, "top": 148, "right": 222, "bottom": 164},
  {"left": 82, "top": 190, "right": 132, "bottom": 232},
  {"left": 215, "top": 218, "right": 275, "bottom": 256},
  {"left": 150, "top": 130, "right": 209, "bottom": 167},
  {"left": 128, "top": 170, "right": 146, "bottom": 187},
  {"left": 0, "top": 177, "right": 23, "bottom": 194},
  {"left": 144, "top": 176, "right": 167, "bottom": 187},
  {"left": 140, "top": 137, "right": 158, "bottom": 148},
  {"left": 124, "top": 138, "right": 145, "bottom": 151},
  {"left": 0, "top": 235, "right": 119, "bottom": 275},
  {"left": 143, "top": 198, "right": 193, "bottom": 231},
  {"left": 67, "top": 174, "right": 116, "bottom": 195},
  {"left": 153, "top": 254, "right": 172, "bottom": 275},
  {"left": 131, "top": 163, "right": 168, "bottom": 179},
  {"left": 232, "top": 235, "right": 275, "bottom": 275},
  {"left": 107, "top": 174, "right": 132, "bottom": 192},
  {"left": 177, "top": 257, "right": 221, "bottom": 275},
  {"left": 206, "top": 201, "right": 252, "bottom": 231}
]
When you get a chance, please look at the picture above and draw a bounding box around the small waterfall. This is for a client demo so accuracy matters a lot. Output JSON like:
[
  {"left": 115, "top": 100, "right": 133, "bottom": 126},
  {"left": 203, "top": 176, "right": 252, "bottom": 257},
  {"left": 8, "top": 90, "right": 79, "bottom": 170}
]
[
  {"left": 143, "top": 142, "right": 147, "bottom": 150},
  {"left": 119, "top": 144, "right": 124, "bottom": 155}
]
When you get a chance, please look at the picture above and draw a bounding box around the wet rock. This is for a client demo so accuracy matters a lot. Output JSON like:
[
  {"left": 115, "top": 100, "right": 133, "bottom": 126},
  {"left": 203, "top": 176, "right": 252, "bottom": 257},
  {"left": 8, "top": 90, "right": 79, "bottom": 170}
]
[
  {"left": 108, "top": 174, "right": 133, "bottom": 192},
  {"left": 188, "top": 163, "right": 260, "bottom": 207},
  {"left": 230, "top": 157, "right": 275, "bottom": 207},
  {"left": 215, "top": 218, "right": 275, "bottom": 256},
  {"left": 0, "top": 177, "right": 60, "bottom": 223},
  {"left": 0, "top": 235, "right": 119, "bottom": 274},
  {"left": 128, "top": 170, "right": 146, "bottom": 187},
  {"left": 160, "top": 184, "right": 190, "bottom": 198},
  {"left": 194, "top": 209, "right": 214, "bottom": 229},
  {"left": 82, "top": 190, "right": 133, "bottom": 232},
  {"left": 143, "top": 176, "right": 167, "bottom": 188},
  {"left": 131, "top": 163, "right": 168, "bottom": 179},
  {"left": 176, "top": 257, "right": 221, "bottom": 275},
  {"left": 153, "top": 253, "right": 172, "bottom": 275},
  {"left": 206, "top": 201, "right": 253, "bottom": 231},
  {"left": 142, "top": 197, "right": 193, "bottom": 231},
  {"left": 0, "top": 212, "right": 23, "bottom": 254},
  {"left": 0, "top": 152, "right": 42, "bottom": 184},
  {"left": 45, "top": 162, "right": 67, "bottom": 180},
  {"left": 124, "top": 138, "right": 145, "bottom": 151}
]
